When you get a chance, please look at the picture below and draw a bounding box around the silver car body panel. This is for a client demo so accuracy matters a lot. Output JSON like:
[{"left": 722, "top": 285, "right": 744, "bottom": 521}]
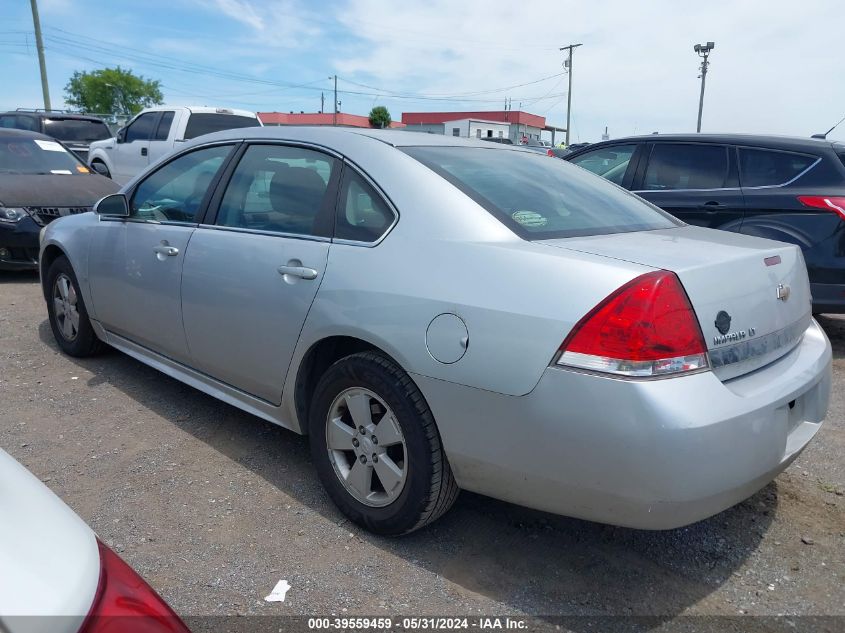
[
  {"left": 40, "top": 127, "right": 833, "bottom": 529},
  {"left": 0, "top": 449, "right": 99, "bottom": 628}
]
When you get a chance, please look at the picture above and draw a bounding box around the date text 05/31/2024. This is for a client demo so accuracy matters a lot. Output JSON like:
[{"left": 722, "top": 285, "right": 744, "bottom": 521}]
[{"left": 307, "top": 617, "right": 528, "bottom": 630}]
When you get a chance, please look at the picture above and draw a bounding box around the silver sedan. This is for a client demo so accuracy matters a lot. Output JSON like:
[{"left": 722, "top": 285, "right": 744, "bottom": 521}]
[{"left": 40, "top": 127, "right": 832, "bottom": 535}]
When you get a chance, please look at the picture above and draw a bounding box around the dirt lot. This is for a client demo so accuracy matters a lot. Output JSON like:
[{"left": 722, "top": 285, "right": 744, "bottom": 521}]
[{"left": 1, "top": 271, "right": 843, "bottom": 630}]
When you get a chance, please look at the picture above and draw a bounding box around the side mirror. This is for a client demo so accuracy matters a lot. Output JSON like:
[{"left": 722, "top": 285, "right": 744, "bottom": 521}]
[
  {"left": 116, "top": 127, "right": 126, "bottom": 143},
  {"left": 94, "top": 193, "right": 129, "bottom": 217},
  {"left": 90, "top": 162, "right": 109, "bottom": 177}
]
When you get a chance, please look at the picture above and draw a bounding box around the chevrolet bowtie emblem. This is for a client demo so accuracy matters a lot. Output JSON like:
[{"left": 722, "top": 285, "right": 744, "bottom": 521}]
[{"left": 776, "top": 284, "right": 791, "bottom": 301}]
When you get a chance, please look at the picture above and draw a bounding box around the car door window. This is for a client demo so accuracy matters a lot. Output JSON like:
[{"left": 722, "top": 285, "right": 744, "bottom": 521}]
[
  {"left": 335, "top": 169, "right": 395, "bottom": 243},
  {"left": 216, "top": 144, "right": 338, "bottom": 237},
  {"left": 124, "top": 113, "right": 158, "bottom": 143},
  {"left": 569, "top": 145, "right": 636, "bottom": 185},
  {"left": 643, "top": 144, "right": 728, "bottom": 190},
  {"left": 738, "top": 148, "right": 816, "bottom": 187},
  {"left": 153, "top": 111, "right": 175, "bottom": 141},
  {"left": 130, "top": 144, "right": 233, "bottom": 223}
]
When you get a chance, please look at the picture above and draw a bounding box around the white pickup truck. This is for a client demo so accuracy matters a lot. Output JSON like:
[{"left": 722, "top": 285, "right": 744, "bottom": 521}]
[{"left": 87, "top": 106, "right": 262, "bottom": 184}]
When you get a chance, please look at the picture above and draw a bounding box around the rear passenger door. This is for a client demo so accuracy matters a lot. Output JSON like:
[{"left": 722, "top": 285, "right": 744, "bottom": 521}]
[
  {"left": 180, "top": 143, "right": 341, "bottom": 404},
  {"left": 633, "top": 142, "right": 745, "bottom": 229}
]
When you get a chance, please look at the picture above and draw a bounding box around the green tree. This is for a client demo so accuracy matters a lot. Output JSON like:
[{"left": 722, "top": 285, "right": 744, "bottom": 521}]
[
  {"left": 368, "top": 105, "right": 392, "bottom": 129},
  {"left": 64, "top": 66, "right": 163, "bottom": 115}
]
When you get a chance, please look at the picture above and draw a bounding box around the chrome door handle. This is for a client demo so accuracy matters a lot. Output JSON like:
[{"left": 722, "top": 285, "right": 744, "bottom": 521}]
[
  {"left": 277, "top": 265, "right": 318, "bottom": 280},
  {"left": 153, "top": 245, "right": 179, "bottom": 257}
]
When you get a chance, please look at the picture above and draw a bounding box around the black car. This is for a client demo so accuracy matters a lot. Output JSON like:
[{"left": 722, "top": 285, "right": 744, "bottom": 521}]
[
  {"left": 565, "top": 134, "right": 845, "bottom": 313},
  {"left": 0, "top": 128, "right": 119, "bottom": 270},
  {"left": 0, "top": 110, "right": 112, "bottom": 164}
]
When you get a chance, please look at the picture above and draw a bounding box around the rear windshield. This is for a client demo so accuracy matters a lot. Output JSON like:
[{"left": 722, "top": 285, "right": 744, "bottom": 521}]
[
  {"left": 183, "top": 113, "right": 259, "bottom": 140},
  {"left": 402, "top": 146, "right": 681, "bottom": 239},
  {"left": 0, "top": 137, "right": 88, "bottom": 175},
  {"left": 43, "top": 118, "right": 111, "bottom": 142}
]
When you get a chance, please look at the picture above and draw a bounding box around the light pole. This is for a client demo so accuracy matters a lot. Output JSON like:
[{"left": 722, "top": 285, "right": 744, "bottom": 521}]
[
  {"left": 560, "top": 43, "right": 582, "bottom": 146},
  {"left": 329, "top": 75, "right": 338, "bottom": 126},
  {"left": 29, "top": 0, "right": 51, "bottom": 111},
  {"left": 694, "top": 41, "right": 715, "bottom": 133}
]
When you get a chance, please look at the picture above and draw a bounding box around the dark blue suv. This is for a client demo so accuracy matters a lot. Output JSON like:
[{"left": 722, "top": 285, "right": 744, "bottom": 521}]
[{"left": 565, "top": 134, "right": 845, "bottom": 313}]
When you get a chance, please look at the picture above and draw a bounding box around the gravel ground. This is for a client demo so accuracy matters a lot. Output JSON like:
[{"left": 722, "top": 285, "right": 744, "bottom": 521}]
[{"left": 1, "top": 271, "right": 843, "bottom": 629}]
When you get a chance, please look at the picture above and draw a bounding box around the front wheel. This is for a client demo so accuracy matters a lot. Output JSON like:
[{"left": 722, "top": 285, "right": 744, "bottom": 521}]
[
  {"left": 309, "top": 352, "right": 459, "bottom": 535},
  {"left": 46, "top": 256, "right": 104, "bottom": 357}
]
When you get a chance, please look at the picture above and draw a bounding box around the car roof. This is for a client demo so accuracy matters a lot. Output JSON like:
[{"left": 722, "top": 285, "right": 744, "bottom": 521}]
[
  {"left": 186, "top": 125, "right": 527, "bottom": 150},
  {"left": 571, "top": 133, "right": 839, "bottom": 153},
  {"left": 0, "top": 127, "right": 53, "bottom": 141},
  {"left": 1, "top": 110, "right": 106, "bottom": 122}
]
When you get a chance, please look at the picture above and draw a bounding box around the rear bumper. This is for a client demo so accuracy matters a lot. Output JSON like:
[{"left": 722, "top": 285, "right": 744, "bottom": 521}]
[
  {"left": 0, "top": 217, "right": 40, "bottom": 270},
  {"left": 811, "top": 282, "right": 845, "bottom": 314},
  {"left": 415, "top": 319, "right": 832, "bottom": 529}
]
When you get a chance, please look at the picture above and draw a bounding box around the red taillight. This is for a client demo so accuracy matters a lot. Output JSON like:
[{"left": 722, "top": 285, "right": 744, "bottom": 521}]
[
  {"left": 797, "top": 195, "right": 845, "bottom": 221},
  {"left": 557, "top": 270, "right": 709, "bottom": 377},
  {"left": 80, "top": 540, "right": 191, "bottom": 633}
]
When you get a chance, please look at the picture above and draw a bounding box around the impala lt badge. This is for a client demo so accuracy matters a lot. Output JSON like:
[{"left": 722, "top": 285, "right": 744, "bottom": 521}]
[
  {"left": 777, "top": 283, "right": 791, "bottom": 301},
  {"left": 713, "top": 310, "right": 756, "bottom": 345}
]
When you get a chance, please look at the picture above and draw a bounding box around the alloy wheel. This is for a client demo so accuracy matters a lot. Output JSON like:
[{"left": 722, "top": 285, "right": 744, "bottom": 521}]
[
  {"left": 325, "top": 387, "right": 408, "bottom": 507},
  {"left": 53, "top": 273, "right": 80, "bottom": 341}
]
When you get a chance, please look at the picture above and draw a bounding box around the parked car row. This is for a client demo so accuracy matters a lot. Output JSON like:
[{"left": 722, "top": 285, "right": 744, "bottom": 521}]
[{"left": 0, "top": 106, "right": 262, "bottom": 271}]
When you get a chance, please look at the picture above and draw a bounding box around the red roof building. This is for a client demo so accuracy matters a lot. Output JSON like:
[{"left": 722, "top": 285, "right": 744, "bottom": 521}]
[
  {"left": 402, "top": 110, "right": 546, "bottom": 129},
  {"left": 401, "top": 110, "right": 565, "bottom": 144},
  {"left": 258, "top": 112, "right": 405, "bottom": 128}
]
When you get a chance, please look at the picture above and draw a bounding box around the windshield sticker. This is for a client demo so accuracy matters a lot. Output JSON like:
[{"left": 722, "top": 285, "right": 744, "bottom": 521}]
[
  {"left": 512, "top": 210, "right": 548, "bottom": 228},
  {"left": 50, "top": 169, "right": 73, "bottom": 175},
  {"left": 34, "top": 139, "right": 66, "bottom": 152}
]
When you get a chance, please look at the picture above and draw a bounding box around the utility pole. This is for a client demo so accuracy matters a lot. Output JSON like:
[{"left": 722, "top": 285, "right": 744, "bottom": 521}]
[
  {"left": 693, "top": 41, "right": 715, "bottom": 133},
  {"left": 560, "top": 43, "right": 582, "bottom": 146},
  {"left": 29, "top": 0, "right": 51, "bottom": 111},
  {"left": 329, "top": 75, "right": 338, "bottom": 126},
  {"left": 321, "top": 92, "right": 325, "bottom": 114}
]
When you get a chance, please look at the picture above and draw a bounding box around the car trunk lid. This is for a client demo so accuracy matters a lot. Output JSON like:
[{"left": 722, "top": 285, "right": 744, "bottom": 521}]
[{"left": 539, "top": 225, "right": 812, "bottom": 381}]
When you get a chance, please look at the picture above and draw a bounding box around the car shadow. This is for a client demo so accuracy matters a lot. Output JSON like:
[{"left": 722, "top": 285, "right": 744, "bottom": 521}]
[
  {"left": 815, "top": 314, "right": 844, "bottom": 360},
  {"left": 0, "top": 270, "right": 39, "bottom": 284},
  {"left": 38, "top": 319, "right": 775, "bottom": 624}
]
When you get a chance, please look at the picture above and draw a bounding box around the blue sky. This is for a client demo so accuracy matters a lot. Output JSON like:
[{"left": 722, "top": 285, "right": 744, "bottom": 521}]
[{"left": 2, "top": 0, "right": 844, "bottom": 142}]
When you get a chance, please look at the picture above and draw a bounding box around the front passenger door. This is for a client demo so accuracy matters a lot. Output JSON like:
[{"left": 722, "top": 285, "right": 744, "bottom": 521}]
[
  {"left": 88, "top": 144, "right": 235, "bottom": 363},
  {"left": 180, "top": 143, "right": 340, "bottom": 404}
]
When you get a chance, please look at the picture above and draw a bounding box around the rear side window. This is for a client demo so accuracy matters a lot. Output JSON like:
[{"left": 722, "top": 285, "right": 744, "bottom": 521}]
[
  {"left": 738, "top": 148, "right": 816, "bottom": 187},
  {"left": 643, "top": 143, "right": 728, "bottom": 190},
  {"left": 402, "top": 146, "right": 680, "bottom": 240},
  {"left": 216, "top": 144, "right": 337, "bottom": 237},
  {"left": 569, "top": 144, "right": 636, "bottom": 185},
  {"left": 183, "top": 113, "right": 258, "bottom": 140},
  {"left": 335, "top": 169, "right": 395, "bottom": 243}
]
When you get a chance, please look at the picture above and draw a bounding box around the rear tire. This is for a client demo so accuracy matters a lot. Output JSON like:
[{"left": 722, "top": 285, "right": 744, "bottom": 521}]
[
  {"left": 46, "top": 256, "right": 104, "bottom": 357},
  {"left": 309, "top": 352, "right": 459, "bottom": 535}
]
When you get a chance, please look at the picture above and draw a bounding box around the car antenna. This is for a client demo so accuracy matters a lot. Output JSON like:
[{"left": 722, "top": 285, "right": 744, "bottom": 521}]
[{"left": 811, "top": 113, "right": 845, "bottom": 139}]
